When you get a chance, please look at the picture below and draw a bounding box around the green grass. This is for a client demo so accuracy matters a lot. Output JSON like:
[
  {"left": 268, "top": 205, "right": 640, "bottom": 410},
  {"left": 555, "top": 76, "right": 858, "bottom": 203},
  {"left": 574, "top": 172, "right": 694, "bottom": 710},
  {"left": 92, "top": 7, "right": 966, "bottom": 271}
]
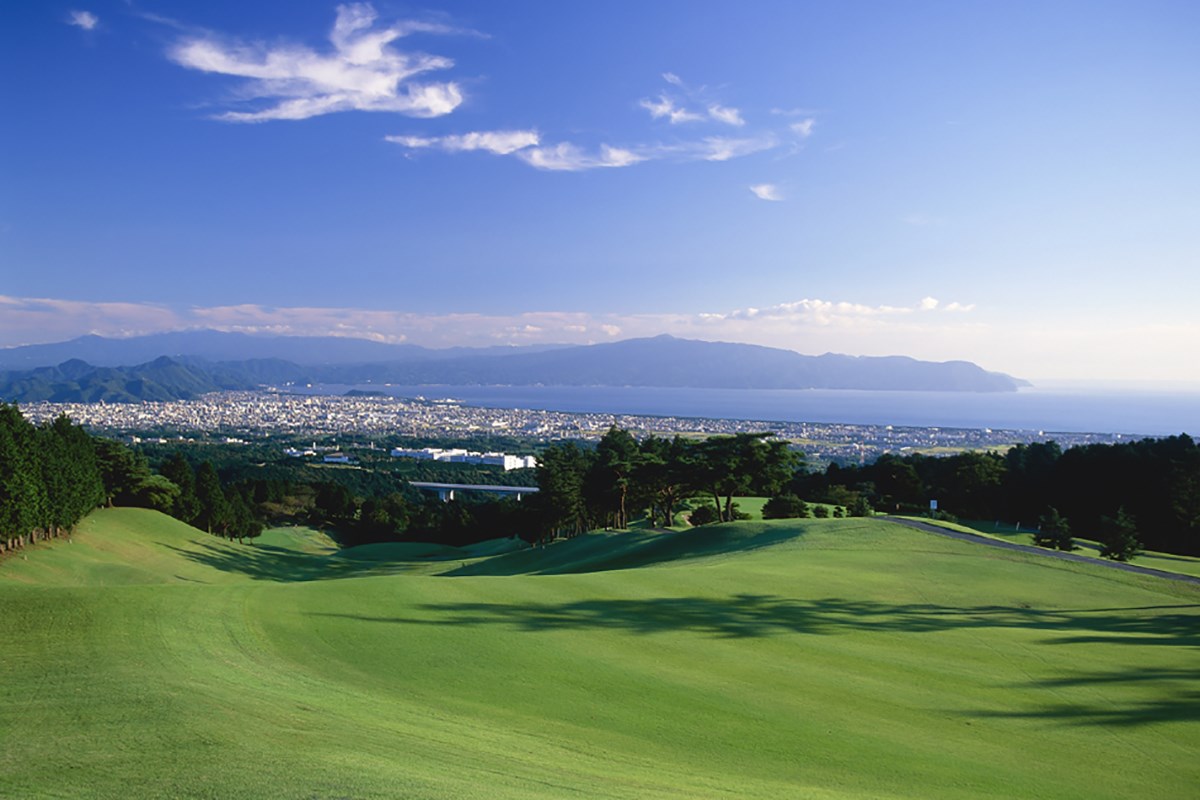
[
  {"left": 941, "top": 518, "right": 1200, "bottom": 579},
  {"left": 2, "top": 508, "right": 1197, "bottom": 799}
]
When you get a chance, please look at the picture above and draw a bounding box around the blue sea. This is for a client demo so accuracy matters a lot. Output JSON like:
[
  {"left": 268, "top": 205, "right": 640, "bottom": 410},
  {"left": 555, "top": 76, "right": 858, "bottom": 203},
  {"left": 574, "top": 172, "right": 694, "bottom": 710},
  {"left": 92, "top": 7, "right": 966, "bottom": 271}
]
[{"left": 300, "top": 384, "right": 1200, "bottom": 437}]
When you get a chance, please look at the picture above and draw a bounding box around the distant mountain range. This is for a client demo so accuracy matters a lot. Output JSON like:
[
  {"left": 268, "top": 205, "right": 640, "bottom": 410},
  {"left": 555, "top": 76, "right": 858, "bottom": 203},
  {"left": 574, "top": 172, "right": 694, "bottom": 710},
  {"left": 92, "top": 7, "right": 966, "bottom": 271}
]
[
  {"left": 0, "top": 330, "right": 566, "bottom": 369},
  {"left": 0, "top": 331, "right": 1028, "bottom": 403}
]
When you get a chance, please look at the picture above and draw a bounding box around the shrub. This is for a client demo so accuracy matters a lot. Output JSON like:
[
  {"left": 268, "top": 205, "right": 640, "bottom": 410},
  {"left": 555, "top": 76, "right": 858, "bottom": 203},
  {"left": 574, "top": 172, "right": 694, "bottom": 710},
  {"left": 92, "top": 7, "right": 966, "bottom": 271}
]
[
  {"left": 688, "top": 504, "right": 720, "bottom": 526},
  {"left": 763, "top": 493, "right": 810, "bottom": 519}
]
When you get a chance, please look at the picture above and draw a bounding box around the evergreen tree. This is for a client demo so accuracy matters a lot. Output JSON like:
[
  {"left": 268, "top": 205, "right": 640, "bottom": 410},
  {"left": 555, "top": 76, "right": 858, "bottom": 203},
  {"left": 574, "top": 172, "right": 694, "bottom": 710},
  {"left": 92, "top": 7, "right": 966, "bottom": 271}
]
[
  {"left": 534, "top": 442, "right": 593, "bottom": 538},
  {"left": 587, "top": 426, "right": 640, "bottom": 529},
  {"left": 160, "top": 452, "right": 202, "bottom": 525},
  {"left": 38, "top": 414, "right": 104, "bottom": 533},
  {"left": 0, "top": 406, "right": 46, "bottom": 547},
  {"left": 636, "top": 436, "right": 695, "bottom": 528},
  {"left": 1099, "top": 507, "right": 1143, "bottom": 562},
  {"left": 1034, "top": 507, "right": 1074, "bottom": 551},
  {"left": 94, "top": 438, "right": 151, "bottom": 507},
  {"left": 194, "top": 461, "right": 231, "bottom": 535}
]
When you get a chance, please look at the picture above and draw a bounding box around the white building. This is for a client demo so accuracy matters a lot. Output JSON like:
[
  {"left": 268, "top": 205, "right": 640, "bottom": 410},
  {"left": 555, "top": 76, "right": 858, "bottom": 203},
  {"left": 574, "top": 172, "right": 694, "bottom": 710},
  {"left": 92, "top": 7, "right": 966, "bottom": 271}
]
[{"left": 390, "top": 447, "right": 536, "bottom": 471}]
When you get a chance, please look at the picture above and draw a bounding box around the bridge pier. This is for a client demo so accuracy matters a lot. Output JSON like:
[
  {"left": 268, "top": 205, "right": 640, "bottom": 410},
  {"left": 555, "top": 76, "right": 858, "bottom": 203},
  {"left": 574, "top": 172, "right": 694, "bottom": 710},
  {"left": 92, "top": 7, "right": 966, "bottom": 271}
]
[{"left": 410, "top": 482, "right": 539, "bottom": 504}]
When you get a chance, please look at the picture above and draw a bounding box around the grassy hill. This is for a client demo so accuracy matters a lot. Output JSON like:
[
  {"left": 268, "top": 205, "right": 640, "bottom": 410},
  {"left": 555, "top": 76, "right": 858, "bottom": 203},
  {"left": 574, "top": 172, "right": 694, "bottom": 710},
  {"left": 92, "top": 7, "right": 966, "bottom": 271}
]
[{"left": 1, "top": 508, "right": 1197, "bottom": 799}]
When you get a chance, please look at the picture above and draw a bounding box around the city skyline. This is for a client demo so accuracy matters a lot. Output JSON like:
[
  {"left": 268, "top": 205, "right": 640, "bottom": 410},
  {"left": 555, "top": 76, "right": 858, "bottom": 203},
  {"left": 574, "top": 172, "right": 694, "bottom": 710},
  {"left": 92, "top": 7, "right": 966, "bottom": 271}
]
[{"left": 3, "top": 1, "right": 1198, "bottom": 383}]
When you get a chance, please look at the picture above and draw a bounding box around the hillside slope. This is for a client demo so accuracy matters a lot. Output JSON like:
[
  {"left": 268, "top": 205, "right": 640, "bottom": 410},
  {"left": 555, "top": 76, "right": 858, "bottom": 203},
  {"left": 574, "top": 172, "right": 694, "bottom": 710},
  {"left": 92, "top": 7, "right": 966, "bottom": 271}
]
[{"left": 1, "top": 509, "right": 1196, "bottom": 799}]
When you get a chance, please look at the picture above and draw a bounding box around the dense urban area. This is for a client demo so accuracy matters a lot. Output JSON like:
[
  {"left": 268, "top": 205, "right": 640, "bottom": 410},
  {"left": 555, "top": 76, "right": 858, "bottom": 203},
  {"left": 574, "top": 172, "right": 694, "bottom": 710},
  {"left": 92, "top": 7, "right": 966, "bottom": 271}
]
[{"left": 17, "top": 389, "right": 1130, "bottom": 465}]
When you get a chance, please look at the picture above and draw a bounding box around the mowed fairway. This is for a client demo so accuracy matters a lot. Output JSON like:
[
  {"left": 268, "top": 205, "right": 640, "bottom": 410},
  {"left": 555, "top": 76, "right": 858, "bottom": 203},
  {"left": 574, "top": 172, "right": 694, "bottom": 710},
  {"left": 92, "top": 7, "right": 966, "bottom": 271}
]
[{"left": 2, "top": 509, "right": 1198, "bottom": 799}]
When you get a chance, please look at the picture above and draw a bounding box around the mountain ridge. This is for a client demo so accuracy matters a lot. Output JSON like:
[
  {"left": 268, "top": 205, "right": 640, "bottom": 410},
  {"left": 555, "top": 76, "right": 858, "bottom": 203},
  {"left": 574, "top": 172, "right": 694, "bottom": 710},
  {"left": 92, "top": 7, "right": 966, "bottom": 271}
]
[{"left": 0, "top": 332, "right": 1029, "bottom": 402}]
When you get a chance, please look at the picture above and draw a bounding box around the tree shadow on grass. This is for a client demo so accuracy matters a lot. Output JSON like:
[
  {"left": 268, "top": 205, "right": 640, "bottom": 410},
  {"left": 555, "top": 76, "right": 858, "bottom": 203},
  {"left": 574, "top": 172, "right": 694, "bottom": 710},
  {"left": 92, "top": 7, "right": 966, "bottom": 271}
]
[
  {"left": 968, "top": 666, "right": 1200, "bottom": 727},
  {"left": 442, "top": 524, "right": 815, "bottom": 576},
  {"left": 161, "top": 541, "right": 415, "bottom": 582},
  {"left": 313, "top": 596, "right": 1200, "bottom": 646},
  {"left": 312, "top": 597, "right": 1200, "bottom": 726}
]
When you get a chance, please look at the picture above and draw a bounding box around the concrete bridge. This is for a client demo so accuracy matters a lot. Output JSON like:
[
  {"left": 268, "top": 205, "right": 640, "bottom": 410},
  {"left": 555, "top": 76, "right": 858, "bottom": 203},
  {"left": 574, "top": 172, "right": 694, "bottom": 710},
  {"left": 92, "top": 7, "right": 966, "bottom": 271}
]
[{"left": 409, "top": 481, "right": 540, "bottom": 502}]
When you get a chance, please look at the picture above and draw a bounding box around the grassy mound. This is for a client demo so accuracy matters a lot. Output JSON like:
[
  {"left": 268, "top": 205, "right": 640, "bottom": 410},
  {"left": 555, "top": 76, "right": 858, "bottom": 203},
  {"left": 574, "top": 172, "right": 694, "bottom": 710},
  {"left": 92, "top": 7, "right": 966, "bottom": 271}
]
[{"left": 1, "top": 508, "right": 1197, "bottom": 799}]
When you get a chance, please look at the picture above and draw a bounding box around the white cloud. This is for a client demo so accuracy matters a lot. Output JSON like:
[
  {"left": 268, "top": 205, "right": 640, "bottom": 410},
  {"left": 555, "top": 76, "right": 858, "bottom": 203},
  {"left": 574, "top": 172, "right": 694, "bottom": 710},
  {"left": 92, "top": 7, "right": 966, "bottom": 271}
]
[
  {"left": 749, "top": 184, "right": 783, "bottom": 201},
  {"left": 639, "top": 94, "right": 703, "bottom": 124},
  {"left": 389, "top": 127, "right": 777, "bottom": 171},
  {"left": 68, "top": 10, "right": 98, "bottom": 30},
  {"left": 381, "top": 67, "right": 786, "bottom": 173},
  {"left": 516, "top": 143, "right": 644, "bottom": 171},
  {"left": 386, "top": 130, "right": 540, "bottom": 155},
  {"left": 707, "top": 104, "right": 745, "bottom": 127},
  {"left": 691, "top": 135, "right": 777, "bottom": 162},
  {"left": 790, "top": 118, "right": 815, "bottom": 137},
  {"left": 168, "top": 3, "right": 464, "bottom": 122},
  {"left": 717, "top": 297, "right": 976, "bottom": 325}
]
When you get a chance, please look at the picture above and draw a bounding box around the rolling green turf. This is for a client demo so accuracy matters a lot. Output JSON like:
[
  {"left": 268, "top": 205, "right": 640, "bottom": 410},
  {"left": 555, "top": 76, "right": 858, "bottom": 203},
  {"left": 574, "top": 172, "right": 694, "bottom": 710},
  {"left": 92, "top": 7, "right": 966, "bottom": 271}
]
[
  {"left": 2, "top": 508, "right": 1198, "bottom": 799},
  {"left": 930, "top": 518, "right": 1200, "bottom": 579}
]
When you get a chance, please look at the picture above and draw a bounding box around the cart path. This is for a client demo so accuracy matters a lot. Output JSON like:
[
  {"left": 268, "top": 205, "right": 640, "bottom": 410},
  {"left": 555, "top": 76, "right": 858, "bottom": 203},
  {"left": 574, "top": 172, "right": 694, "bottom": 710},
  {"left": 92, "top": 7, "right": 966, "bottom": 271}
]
[{"left": 883, "top": 516, "right": 1200, "bottom": 586}]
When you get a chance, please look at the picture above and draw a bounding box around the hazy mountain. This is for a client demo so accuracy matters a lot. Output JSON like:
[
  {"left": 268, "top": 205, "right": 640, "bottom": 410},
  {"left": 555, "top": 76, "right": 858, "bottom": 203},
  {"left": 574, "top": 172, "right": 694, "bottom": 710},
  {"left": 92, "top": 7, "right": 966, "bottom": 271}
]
[
  {"left": 0, "top": 334, "right": 1028, "bottom": 403},
  {"left": 0, "top": 331, "right": 567, "bottom": 369},
  {"left": 318, "top": 335, "right": 1027, "bottom": 392},
  {"left": 0, "top": 356, "right": 253, "bottom": 403}
]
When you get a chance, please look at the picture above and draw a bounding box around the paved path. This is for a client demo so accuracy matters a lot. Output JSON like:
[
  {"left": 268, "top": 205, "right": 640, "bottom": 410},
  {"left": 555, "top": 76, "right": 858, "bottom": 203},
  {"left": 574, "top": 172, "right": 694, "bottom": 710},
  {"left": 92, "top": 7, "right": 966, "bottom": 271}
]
[{"left": 883, "top": 516, "right": 1200, "bottom": 586}]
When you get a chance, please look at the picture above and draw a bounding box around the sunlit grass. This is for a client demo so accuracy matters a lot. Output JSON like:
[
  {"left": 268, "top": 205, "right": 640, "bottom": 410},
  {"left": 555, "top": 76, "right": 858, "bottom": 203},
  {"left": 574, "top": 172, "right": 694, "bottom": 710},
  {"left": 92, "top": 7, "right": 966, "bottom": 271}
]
[{"left": 1, "top": 508, "right": 1196, "bottom": 799}]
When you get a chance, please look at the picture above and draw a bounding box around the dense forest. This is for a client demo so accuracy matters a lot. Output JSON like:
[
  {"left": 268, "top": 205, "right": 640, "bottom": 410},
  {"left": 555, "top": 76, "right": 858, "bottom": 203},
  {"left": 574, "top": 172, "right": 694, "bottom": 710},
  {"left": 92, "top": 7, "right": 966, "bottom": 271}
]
[
  {"left": 791, "top": 436, "right": 1200, "bottom": 556},
  {"left": 0, "top": 405, "right": 105, "bottom": 552}
]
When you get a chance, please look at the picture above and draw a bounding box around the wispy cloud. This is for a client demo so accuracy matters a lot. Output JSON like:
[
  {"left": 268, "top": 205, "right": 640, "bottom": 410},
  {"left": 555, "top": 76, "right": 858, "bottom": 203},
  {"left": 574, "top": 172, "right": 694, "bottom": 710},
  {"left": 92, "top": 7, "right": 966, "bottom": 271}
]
[
  {"left": 640, "top": 75, "right": 746, "bottom": 128},
  {"left": 0, "top": 294, "right": 976, "bottom": 350},
  {"left": 749, "top": 184, "right": 783, "bottom": 201},
  {"left": 690, "top": 136, "right": 777, "bottom": 161},
  {"left": 719, "top": 298, "right": 949, "bottom": 324},
  {"left": 67, "top": 10, "right": 98, "bottom": 31},
  {"left": 790, "top": 118, "right": 815, "bottom": 138},
  {"left": 515, "top": 143, "right": 644, "bottom": 171},
  {"left": 167, "top": 3, "right": 465, "bottom": 122},
  {"left": 387, "top": 130, "right": 775, "bottom": 171},
  {"left": 385, "top": 130, "right": 540, "bottom": 155},
  {"left": 164, "top": 7, "right": 804, "bottom": 177},
  {"left": 639, "top": 94, "right": 703, "bottom": 124},
  {"left": 707, "top": 104, "right": 745, "bottom": 127}
]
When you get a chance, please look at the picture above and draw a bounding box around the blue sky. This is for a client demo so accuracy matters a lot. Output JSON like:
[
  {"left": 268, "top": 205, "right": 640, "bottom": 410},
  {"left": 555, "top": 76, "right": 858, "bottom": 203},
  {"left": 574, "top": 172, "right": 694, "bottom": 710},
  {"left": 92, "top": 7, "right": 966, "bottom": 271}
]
[{"left": 2, "top": 1, "right": 1198, "bottom": 382}]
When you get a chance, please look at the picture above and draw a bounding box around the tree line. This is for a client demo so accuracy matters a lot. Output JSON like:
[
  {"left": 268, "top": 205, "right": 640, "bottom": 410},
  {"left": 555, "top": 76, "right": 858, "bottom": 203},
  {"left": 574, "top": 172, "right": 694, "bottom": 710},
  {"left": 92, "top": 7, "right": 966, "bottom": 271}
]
[
  {"left": 791, "top": 435, "right": 1200, "bottom": 557},
  {"left": 0, "top": 403, "right": 268, "bottom": 553},
  {"left": 8, "top": 399, "right": 1196, "bottom": 563},
  {"left": 0, "top": 405, "right": 106, "bottom": 552},
  {"left": 529, "top": 428, "right": 801, "bottom": 541}
]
